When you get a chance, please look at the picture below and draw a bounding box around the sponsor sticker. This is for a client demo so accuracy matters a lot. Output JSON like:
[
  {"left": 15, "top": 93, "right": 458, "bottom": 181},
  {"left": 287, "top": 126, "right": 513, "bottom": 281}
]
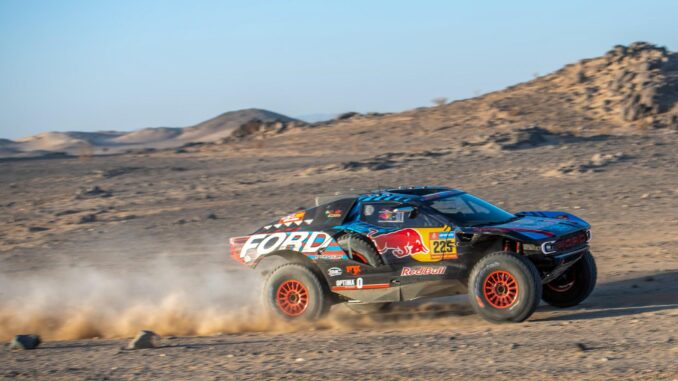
[
  {"left": 336, "top": 279, "right": 355, "bottom": 287},
  {"left": 345, "top": 265, "right": 361, "bottom": 276},
  {"left": 239, "top": 231, "right": 333, "bottom": 258},
  {"left": 400, "top": 266, "right": 447, "bottom": 276},
  {"left": 373, "top": 228, "right": 429, "bottom": 258},
  {"left": 280, "top": 211, "right": 305, "bottom": 224},
  {"left": 328, "top": 267, "right": 342, "bottom": 277},
  {"left": 325, "top": 209, "right": 343, "bottom": 218}
]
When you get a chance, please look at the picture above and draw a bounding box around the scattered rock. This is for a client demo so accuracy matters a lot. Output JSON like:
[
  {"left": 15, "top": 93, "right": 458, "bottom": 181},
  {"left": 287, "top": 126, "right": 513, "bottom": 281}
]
[
  {"left": 545, "top": 153, "right": 629, "bottom": 177},
  {"left": 225, "top": 118, "right": 300, "bottom": 142},
  {"left": 26, "top": 226, "right": 49, "bottom": 233},
  {"left": 75, "top": 186, "right": 112, "bottom": 199},
  {"left": 205, "top": 212, "right": 218, "bottom": 220},
  {"left": 174, "top": 219, "right": 187, "bottom": 225},
  {"left": 462, "top": 126, "right": 571, "bottom": 151},
  {"left": 575, "top": 342, "right": 589, "bottom": 352},
  {"left": 78, "top": 214, "right": 97, "bottom": 224},
  {"left": 94, "top": 167, "right": 141, "bottom": 178},
  {"left": 128, "top": 330, "right": 158, "bottom": 349},
  {"left": 508, "top": 343, "right": 519, "bottom": 350},
  {"left": 9, "top": 335, "right": 41, "bottom": 350},
  {"left": 55, "top": 209, "right": 80, "bottom": 217}
]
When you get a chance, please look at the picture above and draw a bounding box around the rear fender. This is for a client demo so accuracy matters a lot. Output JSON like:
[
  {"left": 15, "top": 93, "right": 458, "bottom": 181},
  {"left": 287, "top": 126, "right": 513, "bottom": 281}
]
[{"left": 229, "top": 231, "right": 348, "bottom": 267}]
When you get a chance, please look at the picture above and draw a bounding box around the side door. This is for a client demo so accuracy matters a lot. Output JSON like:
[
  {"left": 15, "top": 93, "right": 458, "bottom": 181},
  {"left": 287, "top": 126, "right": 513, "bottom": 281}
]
[{"left": 361, "top": 202, "right": 457, "bottom": 263}]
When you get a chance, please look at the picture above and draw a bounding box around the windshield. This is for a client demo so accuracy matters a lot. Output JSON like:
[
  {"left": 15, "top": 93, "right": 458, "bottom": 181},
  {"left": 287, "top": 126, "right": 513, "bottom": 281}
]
[{"left": 426, "top": 193, "right": 516, "bottom": 227}]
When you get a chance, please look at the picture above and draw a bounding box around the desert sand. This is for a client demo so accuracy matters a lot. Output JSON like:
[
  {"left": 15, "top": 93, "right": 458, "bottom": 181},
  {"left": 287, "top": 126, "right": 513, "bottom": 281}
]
[{"left": 1, "top": 42, "right": 677, "bottom": 380}]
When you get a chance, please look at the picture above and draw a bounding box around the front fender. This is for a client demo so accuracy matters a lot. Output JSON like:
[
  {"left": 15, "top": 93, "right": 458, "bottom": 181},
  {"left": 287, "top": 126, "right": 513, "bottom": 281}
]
[{"left": 516, "top": 211, "right": 590, "bottom": 229}]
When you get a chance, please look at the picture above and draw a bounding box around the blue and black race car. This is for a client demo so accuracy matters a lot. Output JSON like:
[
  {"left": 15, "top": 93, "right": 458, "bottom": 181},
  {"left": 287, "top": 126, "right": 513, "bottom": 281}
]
[{"left": 230, "top": 186, "right": 596, "bottom": 323}]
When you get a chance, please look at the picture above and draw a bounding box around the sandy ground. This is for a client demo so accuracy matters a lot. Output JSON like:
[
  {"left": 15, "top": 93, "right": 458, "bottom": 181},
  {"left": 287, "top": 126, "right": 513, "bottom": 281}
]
[
  {"left": 1, "top": 124, "right": 677, "bottom": 380},
  {"left": 1, "top": 43, "right": 678, "bottom": 380}
]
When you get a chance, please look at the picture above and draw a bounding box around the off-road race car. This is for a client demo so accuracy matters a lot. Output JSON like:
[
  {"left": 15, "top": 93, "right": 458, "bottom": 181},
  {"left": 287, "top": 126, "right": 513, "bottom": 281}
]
[{"left": 230, "top": 187, "right": 596, "bottom": 323}]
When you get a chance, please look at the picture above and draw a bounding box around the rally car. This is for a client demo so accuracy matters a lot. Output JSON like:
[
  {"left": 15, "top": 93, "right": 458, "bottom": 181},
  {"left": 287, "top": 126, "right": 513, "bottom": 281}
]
[{"left": 230, "top": 186, "right": 596, "bottom": 323}]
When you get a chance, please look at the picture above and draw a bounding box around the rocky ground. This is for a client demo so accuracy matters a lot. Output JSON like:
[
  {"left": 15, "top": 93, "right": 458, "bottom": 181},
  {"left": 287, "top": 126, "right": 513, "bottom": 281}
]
[{"left": 1, "top": 43, "right": 677, "bottom": 380}]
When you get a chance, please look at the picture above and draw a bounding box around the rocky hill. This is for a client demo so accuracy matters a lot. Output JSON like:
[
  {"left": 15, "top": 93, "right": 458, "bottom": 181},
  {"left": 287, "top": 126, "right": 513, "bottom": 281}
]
[{"left": 3, "top": 42, "right": 676, "bottom": 160}]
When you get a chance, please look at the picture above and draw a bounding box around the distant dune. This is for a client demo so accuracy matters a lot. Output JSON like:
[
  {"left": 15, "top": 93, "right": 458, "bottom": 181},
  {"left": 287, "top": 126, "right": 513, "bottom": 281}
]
[{"left": 2, "top": 108, "right": 299, "bottom": 158}]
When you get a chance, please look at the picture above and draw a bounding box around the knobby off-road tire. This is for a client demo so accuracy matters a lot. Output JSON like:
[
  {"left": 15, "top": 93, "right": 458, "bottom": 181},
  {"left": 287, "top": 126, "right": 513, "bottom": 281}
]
[
  {"left": 468, "top": 252, "right": 542, "bottom": 323},
  {"left": 542, "top": 251, "right": 597, "bottom": 308},
  {"left": 263, "top": 263, "right": 331, "bottom": 321},
  {"left": 337, "top": 234, "right": 392, "bottom": 314}
]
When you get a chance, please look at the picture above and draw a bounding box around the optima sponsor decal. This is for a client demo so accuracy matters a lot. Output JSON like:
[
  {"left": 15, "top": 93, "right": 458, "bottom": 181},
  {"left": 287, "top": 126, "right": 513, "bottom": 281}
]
[{"left": 400, "top": 266, "right": 447, "bottom": 276}]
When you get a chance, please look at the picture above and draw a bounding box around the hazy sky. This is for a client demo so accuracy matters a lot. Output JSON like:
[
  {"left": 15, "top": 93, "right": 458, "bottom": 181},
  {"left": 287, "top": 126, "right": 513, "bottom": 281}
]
[{"left": 1, "top": 0, "right": 677, "bottom": 139}]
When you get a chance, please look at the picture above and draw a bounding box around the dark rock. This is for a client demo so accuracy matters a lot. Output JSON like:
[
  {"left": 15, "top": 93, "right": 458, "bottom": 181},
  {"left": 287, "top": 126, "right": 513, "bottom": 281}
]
[
  {"left": 55, "top": 209, "right": 80, "bottom": 217},
  {"left": 76, "top": 186, "right": 112, "bottom": 199},
  {"left": 78, "top": 214, "right": 97, "bottom": 224},
  {"left": 27, "top": 226, "right": 49, "bottom": 233},
  {"left": 575, "top": 342, "right": 589, "bottom": 352},
  {"left": 337, "top": 112, "right": 359, "bottom": 120},
  {"left": 95, "top": 167, "right": 141, "bottom": 178},
  {"left": 206, "top": 212, "right": 218, "bottom": 220},
  {"left": 9, "top": 335, "right": 41, "bottom": 350},
  {"left": 128, "top": 330, "right": 158, "bottom": 349}
]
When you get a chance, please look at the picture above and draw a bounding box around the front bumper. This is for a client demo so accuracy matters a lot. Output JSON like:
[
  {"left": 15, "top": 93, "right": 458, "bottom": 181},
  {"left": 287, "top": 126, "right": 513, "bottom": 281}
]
[{"left": 540, "top": 247, "right": 588, "bottom": 284}]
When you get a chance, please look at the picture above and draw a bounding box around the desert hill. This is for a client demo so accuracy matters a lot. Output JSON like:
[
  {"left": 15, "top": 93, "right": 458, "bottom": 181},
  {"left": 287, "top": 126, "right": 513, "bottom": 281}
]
[
  {"left": 3, "top": 108, "right": 299, "bottom": 157},
  {"left": 3, "top": 43, "right": 676, "bottom": 160},
  {"left": 170, "top": 42, "right": 676, "bottom": 160}
]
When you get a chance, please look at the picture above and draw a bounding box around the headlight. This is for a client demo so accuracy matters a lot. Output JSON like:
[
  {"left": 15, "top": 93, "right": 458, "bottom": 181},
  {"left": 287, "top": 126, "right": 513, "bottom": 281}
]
[{"left": 541, "top": 241, "right": 557, "bottom": 254}]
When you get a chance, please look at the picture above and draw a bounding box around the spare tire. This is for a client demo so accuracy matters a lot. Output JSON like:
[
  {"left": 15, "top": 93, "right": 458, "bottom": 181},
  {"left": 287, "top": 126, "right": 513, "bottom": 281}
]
[{"left": 337, "top": 234, "right": 383, "bottom": 266}]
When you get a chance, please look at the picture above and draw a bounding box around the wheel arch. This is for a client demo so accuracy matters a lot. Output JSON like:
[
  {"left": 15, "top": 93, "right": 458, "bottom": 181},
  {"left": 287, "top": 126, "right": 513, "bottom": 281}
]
[{"left": 462, "top": 232, "right": 530, "bottom": 271}]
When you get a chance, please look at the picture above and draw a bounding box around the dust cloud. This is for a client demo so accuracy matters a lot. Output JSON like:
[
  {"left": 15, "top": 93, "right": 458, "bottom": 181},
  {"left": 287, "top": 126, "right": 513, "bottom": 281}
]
[
  {"left": 0, "top": 259, "right": 275, "bottom": 341},
  {"left": 0, "top": 257, "right": 483, "bottom": 341}
]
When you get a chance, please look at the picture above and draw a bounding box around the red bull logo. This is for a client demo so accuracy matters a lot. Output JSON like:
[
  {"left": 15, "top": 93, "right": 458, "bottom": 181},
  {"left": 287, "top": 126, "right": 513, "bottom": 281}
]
[{"left": 372, "top": 228, "right": 429, "bottom": 258}]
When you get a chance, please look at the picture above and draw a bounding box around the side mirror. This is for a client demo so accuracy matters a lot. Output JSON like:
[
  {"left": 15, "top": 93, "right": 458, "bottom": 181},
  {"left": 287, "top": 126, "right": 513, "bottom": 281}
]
[{"left": 394, "top": 206, "right": 417, "bottom": 218}]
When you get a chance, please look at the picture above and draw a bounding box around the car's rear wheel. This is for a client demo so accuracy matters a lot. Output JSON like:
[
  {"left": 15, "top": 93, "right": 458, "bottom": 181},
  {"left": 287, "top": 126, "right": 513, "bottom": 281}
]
[
  {"left": 337, "top": 234, "right": 393, "bottom": 314},
  {"left": 263, "top": 263, "right": 331, "bottom": 321},
  {"left": 468, "top": 252, "right": 542, "bottom": 323},
  {"left": 542, "top": 251, "right": 597, "bottom": 308}
]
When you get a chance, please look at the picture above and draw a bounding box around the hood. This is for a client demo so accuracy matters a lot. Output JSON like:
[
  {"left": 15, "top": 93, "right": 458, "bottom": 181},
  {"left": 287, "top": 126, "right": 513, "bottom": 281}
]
[{"left": 472, "top": 214, "right": 587, "bottom": 242}]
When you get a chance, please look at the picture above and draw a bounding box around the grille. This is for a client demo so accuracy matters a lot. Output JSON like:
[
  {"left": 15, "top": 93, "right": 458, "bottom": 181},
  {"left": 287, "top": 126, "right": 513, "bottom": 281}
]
[{"left": 554, "top": 230, "right": 588, "bottom": 252}]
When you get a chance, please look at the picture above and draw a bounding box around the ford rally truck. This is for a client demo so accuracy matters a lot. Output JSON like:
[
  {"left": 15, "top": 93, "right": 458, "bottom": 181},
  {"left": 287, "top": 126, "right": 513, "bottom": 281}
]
[{"left": 229, "top": 186, "right": 596, "bottom": 323}]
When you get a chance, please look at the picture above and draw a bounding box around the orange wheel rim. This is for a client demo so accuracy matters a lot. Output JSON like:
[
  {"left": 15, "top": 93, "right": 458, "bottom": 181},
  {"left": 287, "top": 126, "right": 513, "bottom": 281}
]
[
  {"left": 482, "top": 270, "right": 519, "bottom": 309},
  {"left": 276, "top": 280, "right": 309, "bottom": 316}
]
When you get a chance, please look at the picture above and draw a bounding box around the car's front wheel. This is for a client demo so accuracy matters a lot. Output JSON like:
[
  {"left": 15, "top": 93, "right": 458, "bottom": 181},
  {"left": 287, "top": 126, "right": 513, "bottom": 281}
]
[
  {"left": 542, "top": 251, "right": 597, "bottom": 308},
  {"left": 263, "top": 263, "right": 331, "bottom": 321},
  {"left": 467, "top": 252, "right": 542, "bottom": 323}
]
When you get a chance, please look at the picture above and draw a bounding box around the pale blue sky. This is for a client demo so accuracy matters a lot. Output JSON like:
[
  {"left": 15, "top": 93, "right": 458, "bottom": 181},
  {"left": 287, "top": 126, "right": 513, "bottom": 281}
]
[{"left": 1, "top": 0, "right": 677, "bottom": 139}]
